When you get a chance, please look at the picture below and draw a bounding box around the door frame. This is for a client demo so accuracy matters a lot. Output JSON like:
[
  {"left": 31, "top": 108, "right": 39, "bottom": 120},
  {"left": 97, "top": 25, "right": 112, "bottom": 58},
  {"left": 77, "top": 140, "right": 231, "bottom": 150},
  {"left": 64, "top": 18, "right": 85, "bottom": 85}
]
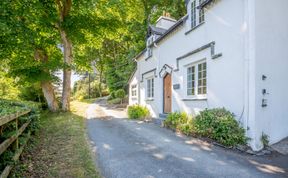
[{"left": 163, "top": 73, "right": 172, "bottom": 114}]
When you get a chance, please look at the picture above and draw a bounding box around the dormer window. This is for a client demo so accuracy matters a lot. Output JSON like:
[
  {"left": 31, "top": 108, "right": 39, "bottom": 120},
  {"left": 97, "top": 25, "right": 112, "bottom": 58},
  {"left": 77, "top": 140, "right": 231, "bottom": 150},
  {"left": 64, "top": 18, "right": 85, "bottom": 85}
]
[
  {"left": 146, "top": 36, "right": 153, "bottom": 58},
  {"left": 191, "top": 0, "right": 197, "bottom": 28},
  {"left": 147, "top": 36, "right": 153, "bottom": 46},
  {"left": 199, "top": 0, "right": 205, "bottom": 23},
  {"left": 147, "top": 48, "right": 152, "bottom": 57},
  {"left": 191, "top": 0, "right": 205, "bottom": 28}
]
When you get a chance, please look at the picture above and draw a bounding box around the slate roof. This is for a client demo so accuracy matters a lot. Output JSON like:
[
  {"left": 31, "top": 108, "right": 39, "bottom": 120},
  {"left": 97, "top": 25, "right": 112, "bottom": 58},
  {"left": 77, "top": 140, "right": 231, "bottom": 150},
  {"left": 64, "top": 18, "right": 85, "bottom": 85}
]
[
  {"left": 153, "top": 15, "right": 188, "bottom": 45},
  {"left": 133, "top": 14, "right": 188, "bottom": 60},
  {"left": 148, "top": 25, "right": 167, "bottom": 36}
]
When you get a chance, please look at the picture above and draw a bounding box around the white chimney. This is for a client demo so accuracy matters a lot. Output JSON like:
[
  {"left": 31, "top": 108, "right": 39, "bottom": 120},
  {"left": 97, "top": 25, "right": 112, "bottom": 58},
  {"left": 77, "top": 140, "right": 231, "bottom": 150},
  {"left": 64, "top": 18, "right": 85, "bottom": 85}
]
[{"left": 155, "top": 16, "right": 177, "bottom": 30}]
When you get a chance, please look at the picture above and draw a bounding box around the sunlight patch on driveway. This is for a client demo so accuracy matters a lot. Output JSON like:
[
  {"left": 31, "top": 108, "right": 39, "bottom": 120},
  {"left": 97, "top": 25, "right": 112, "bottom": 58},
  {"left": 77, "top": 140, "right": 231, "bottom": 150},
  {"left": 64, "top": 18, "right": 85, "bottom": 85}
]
[{"left": 249, "top": 160, "right": 286, "bottom": 174}]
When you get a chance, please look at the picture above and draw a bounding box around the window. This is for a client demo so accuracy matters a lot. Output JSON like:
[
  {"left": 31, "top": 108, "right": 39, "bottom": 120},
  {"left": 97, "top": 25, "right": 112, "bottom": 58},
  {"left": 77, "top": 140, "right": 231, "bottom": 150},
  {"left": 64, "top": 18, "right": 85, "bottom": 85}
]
[
  {"left": 191, "top": 0, "right": 205, "bottom": 28},
  {"left": 199, "top": 0, "right": 205, "bottom": 23},
  {"left": 146, "top": 36, "right": 153, "bottom": 58},
  {"left": 191, "top": 0, "right": 197, "bottom": 28},
  {"left": 131, "top": 85, "right": 137, "bottom": 97},
  {"left": 147, "top": 37, "right": 153, "bottom": 46},
  {"left": 197, "top": 62, "right": 207, "bottom": 94},
  {"left": 187, "top": 66, "right": 195, "bottom": 95},
  {"left": 147, "top": 78, "right": 154, "bottom": 98},
  {"left": 187, "top": 62, "right": 207, "bottom": 96},
  {"left": 148, "top": 48, "right": 152, "bottom": 57}
]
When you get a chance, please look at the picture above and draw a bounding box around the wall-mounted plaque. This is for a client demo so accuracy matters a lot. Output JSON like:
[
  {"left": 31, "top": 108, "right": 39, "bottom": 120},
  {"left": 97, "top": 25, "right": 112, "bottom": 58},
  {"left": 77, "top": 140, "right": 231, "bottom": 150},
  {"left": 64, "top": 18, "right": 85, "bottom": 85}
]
[{"left": 173, "top": 84, "right": 180, "bottom": 90}]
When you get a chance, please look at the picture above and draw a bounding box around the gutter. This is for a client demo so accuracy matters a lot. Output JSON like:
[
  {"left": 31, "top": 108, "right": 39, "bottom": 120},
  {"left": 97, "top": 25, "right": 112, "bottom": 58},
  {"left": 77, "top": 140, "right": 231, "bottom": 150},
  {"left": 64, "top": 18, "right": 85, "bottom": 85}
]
[
  {"left": 133, "top": 49, "right": 147, "bottom": 61},
  {"left": 197, "top": 0, "right": 214, "bottom": 9}
]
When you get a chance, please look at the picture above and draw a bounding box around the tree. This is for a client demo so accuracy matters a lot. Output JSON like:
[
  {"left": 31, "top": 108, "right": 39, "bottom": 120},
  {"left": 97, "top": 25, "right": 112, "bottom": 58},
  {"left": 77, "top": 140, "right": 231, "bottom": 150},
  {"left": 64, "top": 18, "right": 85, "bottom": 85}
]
[
  {"left": 115, "top": 89, "right": 126, "bottom": 104},
  {"left": 1, "top": 0, "right": 123, "bottom": 111},
  {"left": 0, "top": 0, "right": 61, "bottom": 112},
  {"left": 55, "top": 0, "right": 126, "bottom": 110},
  {"left": 0, "top": 69, "right": 20, "bottom": 100},
  {"left": 1, "top": 0, "right": 186, "bottom": 111},
  {"left": 85, "top": 0, "right": 186, "bottom": 93}
]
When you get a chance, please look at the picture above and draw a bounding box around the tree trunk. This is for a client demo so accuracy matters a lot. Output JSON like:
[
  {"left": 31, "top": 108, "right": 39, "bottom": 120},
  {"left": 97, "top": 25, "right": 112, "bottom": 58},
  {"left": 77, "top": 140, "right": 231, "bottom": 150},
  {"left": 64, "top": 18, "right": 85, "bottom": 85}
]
[
  {"left": 60, "top": 29, "right": 72, "bottom": 111},
  {"left": 34, "top": 48, "right": 59, "bottom": 112},
  {"left": 41, "top": 81, "right": 59, "bottom": 112},
  {"left": 98, "top": 65, "right": 103, "bottom": 97}
]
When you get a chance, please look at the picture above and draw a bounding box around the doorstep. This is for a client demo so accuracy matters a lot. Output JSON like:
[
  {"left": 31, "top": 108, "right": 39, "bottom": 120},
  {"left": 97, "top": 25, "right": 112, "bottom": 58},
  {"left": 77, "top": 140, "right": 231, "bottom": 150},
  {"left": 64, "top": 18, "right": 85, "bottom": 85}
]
[{"left": 153, "top": 113, "right": 168, "bottom": 126}]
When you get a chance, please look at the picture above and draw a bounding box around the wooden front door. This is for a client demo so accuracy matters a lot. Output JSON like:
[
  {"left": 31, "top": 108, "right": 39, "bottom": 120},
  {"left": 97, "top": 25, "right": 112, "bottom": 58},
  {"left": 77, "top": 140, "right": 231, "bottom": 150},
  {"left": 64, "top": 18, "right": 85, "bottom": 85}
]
[{"left": 164, "top": 74, "right": 172, "bottom": 113}]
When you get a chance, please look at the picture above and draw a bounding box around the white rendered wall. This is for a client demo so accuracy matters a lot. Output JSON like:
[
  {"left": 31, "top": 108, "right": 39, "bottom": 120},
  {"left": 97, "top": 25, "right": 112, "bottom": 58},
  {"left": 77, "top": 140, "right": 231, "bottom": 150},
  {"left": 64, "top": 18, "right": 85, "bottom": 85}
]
[
  {"left": 129, "top": 70, "right": 139, "bottom": 105},
  {"left": 157, "top": 0, "right": 246, "bottom": 121},
  {"left": 253, "top": 0, "right": 288, "bottom": 147},
  {"left": 130, "top": 0, "right": 288, "bottom": 151},
  {"left": 133, "top": 0, "right": 247, "bottom": 121}
]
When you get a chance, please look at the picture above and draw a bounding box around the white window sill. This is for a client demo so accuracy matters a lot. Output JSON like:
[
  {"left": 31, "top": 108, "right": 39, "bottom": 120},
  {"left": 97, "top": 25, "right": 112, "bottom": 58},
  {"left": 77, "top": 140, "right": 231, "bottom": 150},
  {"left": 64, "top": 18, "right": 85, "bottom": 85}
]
[
  {"left": 146, "top": 98, "right": 154, "bottom": 101},
  {"left": 182, "top": 95, "right": 207, "bottom": 101},
  {"left": 185, "top": 22, "right": 205, "bottom": 35},
  {"left": 145, "top": 55, "right": 153, "bottom": 61}
]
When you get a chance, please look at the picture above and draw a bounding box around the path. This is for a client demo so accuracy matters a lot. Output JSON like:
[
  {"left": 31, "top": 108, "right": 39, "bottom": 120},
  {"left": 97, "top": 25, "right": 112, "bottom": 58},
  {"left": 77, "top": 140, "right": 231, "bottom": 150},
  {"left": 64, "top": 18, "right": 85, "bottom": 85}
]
[{"left": 86, "top": 99, "right": 288, "bottom": 178}]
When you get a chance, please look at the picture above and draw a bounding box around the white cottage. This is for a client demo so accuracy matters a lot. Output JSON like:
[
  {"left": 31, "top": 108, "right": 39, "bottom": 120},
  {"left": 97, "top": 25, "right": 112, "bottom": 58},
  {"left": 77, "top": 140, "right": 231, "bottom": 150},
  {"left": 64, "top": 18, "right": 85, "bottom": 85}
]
[{"left": 128, "top": 0, "right": 288, "bottom": 151}]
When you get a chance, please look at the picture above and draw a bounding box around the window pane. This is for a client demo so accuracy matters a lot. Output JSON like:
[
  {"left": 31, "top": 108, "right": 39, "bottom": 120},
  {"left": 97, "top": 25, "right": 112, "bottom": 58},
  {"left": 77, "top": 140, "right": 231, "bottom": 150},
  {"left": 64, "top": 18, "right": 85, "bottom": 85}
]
[
  {"left": 191, "top": 1, "right": 196, "bottom": 28},
  {"left": 187, "top": 89, "right": 192, "bottom": 95},
  {"left": 188, "top": 82, "right": 192, "bottom": 88},
  {"left": 152, "top": 79, "right": 154, "bottom": 97},
  {"left": 147, "top": 79, "right": 150, "bottom": 97},
  {"left": 197, "top": 62, "right": 207, "bottom": 95},
  {"left": 187, "top": 66, "right": 195, "bottom": 96},
  {"left": 199, "top": 72, "right": 202, "bottom": 78}
]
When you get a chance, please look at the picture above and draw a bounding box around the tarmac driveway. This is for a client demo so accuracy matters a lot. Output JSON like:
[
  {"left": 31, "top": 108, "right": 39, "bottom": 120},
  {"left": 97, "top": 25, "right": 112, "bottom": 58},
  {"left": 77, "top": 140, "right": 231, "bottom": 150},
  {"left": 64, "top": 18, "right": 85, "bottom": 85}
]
[{"left": 86, "top": 100, "right": 288, "bottom": 178}]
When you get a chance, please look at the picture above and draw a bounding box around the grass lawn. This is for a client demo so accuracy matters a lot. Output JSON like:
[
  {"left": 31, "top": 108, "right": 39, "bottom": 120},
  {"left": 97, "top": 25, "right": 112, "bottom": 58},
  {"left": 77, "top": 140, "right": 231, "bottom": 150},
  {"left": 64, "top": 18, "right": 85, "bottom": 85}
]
[{"left": 10, "top": 101, "right": 100, "bottom": 178}]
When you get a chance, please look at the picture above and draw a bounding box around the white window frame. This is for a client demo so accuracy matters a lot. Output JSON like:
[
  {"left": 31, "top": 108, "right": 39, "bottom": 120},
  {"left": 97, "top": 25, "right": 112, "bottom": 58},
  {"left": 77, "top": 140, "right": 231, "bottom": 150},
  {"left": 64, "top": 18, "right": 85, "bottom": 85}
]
[
  {"left": 186, "top": 60, "right": 207, "bottom": 98},
  {"left": 147, "top": 47, "right": 152, "bottom": 57},
  {"left": 190, "top": 0, "right": 205, "bottom": 29},
  {"left": 146, "top": 36, "right": 153, "bottom": 58},
  {"left": 131, "top": 85, "right": 137, "bottom": 97},
  {"left": 191, "top": 0, "right": 197, "bottom": 28},
  {"left": 199, "top": 0, "right": 205, "bottom": 24},
  {"left": 146, "top": 78, "right": 154, "bottom": 99}
]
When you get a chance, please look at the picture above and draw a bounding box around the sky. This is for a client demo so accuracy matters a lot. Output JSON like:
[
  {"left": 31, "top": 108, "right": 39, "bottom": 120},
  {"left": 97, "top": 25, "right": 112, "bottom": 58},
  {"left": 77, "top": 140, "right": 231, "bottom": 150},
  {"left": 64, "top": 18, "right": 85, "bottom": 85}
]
[{"left": 55, "top": 71, "right": 81, "bottom": 88}]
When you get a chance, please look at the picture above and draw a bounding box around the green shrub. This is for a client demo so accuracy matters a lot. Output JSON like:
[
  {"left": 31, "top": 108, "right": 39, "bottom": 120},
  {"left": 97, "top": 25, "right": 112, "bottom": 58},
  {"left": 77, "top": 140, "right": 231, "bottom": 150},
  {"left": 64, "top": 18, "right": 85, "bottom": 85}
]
[
  {"left": 109, "top": 91, "right": 116, "bottom": 100},
  {"left": 111, "top": 91, "right": 116, "bottom": 98},
  {"left": 194, "top": 108, "right": 247, "bottom": 146},
  {"left": 164, "top": 112, "right": 195, "bottom": 135},
  {"left": 179, "top": 118, "right": 195, "bottom": 136},
  {"left": 164, "top": 112, "right": 187, "bottom": 130},
  {"left": 107, "top": 98, "right": 122, "bottom": 105},
  {"left": 127, "top": 105, "right": 150, "bottom": 120},
  {"left": 164, "top": 108, "right": 247, "bottom": 147},
  {"left": 261, "top": 132, "right": 269, "bottom": 147},
  {"left": 115, "top": 89, "right": 125, "bottom": 99},
  {"left": 115, "top": 89, "right": 125, "bottom": 104}
]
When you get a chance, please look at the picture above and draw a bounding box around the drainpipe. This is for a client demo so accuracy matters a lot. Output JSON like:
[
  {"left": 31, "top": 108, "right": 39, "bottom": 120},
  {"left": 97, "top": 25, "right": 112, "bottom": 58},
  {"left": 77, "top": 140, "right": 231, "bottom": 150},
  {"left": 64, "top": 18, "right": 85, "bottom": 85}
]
[
  {"left": 244, "top": 0, "right": 261, "bottom": 151},
  {"left": 154, "top": 41, "right": 161, "bottom": 115}
]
